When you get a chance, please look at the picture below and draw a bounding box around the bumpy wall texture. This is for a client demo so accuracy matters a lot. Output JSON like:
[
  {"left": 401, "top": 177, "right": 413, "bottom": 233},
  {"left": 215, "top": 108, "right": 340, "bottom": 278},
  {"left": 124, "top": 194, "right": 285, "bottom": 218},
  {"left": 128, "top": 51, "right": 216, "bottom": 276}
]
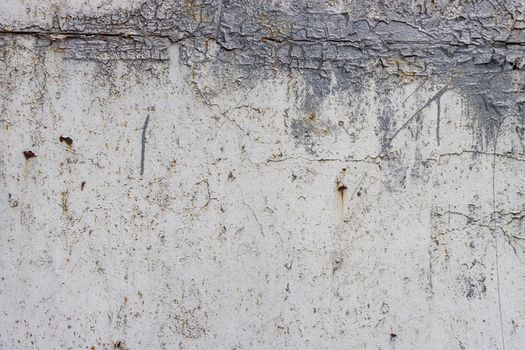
[{"left": 1, "top": 0, "right": 525, "bottom": 349}]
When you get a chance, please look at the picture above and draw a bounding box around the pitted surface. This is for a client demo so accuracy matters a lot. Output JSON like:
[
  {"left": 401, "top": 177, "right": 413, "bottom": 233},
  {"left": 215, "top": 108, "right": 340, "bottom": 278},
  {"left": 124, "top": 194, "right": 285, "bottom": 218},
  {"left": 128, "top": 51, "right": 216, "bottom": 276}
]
[{"left": 1, "top": 1, "right": 525, "bottom": 349}]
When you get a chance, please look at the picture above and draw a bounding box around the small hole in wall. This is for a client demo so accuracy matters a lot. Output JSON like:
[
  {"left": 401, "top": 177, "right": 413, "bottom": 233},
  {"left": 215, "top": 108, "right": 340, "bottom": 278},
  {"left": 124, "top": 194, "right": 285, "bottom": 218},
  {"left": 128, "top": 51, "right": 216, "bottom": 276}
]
[
  {"left": 59, "top": 136, "right": 73, "bottom": 146},
  {"left": 23, "top": 150, "right": 36, "bottom": 159}
]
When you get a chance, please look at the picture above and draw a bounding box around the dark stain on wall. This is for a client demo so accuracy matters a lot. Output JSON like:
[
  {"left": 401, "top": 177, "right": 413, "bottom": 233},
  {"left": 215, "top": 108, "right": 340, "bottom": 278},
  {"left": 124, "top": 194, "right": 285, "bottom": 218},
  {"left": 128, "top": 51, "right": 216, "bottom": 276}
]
[{"left": 3, "top": 0, "right": 522, "bottom": 149}]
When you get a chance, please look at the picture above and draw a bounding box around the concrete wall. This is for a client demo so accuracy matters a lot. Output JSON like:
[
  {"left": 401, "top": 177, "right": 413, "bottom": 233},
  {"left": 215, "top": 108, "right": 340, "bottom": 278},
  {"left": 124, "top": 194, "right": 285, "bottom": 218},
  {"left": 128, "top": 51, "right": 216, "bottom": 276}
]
[{"left": 1, "top": 1, "right": 525, "bottom": 349}]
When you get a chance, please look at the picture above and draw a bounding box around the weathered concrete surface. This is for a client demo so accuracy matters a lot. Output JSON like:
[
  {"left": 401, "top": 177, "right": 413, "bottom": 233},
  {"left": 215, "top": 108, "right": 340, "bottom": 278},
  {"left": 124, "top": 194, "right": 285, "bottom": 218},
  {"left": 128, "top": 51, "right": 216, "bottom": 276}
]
[{"left": 1, "top": 1, "right": 525, "bottom": 349}]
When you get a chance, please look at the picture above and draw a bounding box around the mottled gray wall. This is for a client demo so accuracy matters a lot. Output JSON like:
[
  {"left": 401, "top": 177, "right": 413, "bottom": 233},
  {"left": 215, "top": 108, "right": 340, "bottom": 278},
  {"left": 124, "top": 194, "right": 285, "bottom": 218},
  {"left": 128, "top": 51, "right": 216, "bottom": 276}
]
[{"left": 1, "top": 0, "right": 525, "bottom": 349}]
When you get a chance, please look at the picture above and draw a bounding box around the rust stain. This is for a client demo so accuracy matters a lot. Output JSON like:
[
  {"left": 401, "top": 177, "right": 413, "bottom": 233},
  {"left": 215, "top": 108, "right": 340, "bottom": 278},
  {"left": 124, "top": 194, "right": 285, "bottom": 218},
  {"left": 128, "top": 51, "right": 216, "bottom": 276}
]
[
  {"left": 22, "top": 151, "right": 35, "bottom": 188},
  {"left": 337, "top": 183, "right": 347, "bottom": 203},
  {"left": 336, "top": 180, "right": 347, "bottom": 208},
  {"left": 23, "top": 150, "right": 36, "bottom": 159},
  {"left": 61, "top": 191, "right": 69, "bottom": 213},
  {"left": 336, "top": 168, "right": 349, "bottom": 220},
  {"left": 59, "top": 136, "right": 73, "bottom": 147}
]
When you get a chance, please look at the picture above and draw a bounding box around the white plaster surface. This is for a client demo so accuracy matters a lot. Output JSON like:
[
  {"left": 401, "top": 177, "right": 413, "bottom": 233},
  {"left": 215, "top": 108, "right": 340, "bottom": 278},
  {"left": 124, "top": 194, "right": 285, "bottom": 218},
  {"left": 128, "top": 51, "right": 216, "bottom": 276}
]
[{"left": 1, "top": 1, "right": 525, "bottom": 349}]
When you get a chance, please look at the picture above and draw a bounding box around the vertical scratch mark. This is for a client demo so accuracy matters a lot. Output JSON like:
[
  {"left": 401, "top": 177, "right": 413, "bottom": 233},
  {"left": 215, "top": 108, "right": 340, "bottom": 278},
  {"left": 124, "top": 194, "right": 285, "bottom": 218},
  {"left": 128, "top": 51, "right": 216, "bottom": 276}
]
[
  {"left": 448, "top": 204, "right": 451, "bottom": 229},
  {"left": 436, "top": 96, "right": 441, "bottom": 146},
  {"left": 428, "top": 247, "right": 433, "bottom": 295},
  {"left": 492, "top": 122, "right": 505, "bottom": 350},
  {"left": 140, "top": 114, "right": 150, "bottom": 176}
]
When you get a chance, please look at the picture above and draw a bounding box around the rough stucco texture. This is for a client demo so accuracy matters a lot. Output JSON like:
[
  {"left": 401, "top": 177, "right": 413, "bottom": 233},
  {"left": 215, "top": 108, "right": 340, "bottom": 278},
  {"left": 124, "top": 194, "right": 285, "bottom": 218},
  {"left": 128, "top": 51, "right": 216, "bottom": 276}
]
[{"left": 1, "top": 0, "right": 525, "bottom": 349}]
